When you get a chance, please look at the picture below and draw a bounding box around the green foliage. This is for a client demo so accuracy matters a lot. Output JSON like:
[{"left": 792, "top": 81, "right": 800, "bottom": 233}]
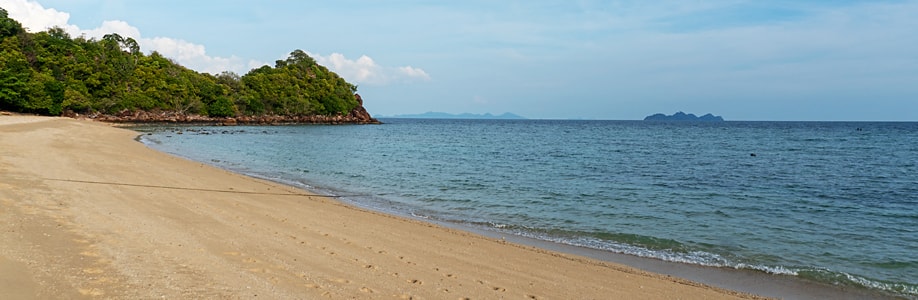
[
  {"left": 0, "top": 9, "right": 360, "bottom": 117},
  {"left": 0, "top": 36, "right": 29, "bottom": 110},
  {"left": 0, "top": 7, "right": 23, "bottom": 39},
  {"left": 238, "top": 50, "right": 359, "bottom": 116},
  {"left": 208, "top": 96, "right": 236, "bottom": 117}
]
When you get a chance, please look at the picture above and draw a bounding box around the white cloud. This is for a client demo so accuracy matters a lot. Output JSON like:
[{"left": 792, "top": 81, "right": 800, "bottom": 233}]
[
  {"left": 247, "top": 60, "right": 269, "bottom": 71},
  {"left": 309, "top": 51, "right": 431, "bottom": 85},
  {"left": 80, "top": 20, "right": 140, "bottom": 40},
  {"left": 142, "top": 37, "right": 262, "bottom": 74},
  {"left": 398, "top": 66, "right": 431, "bottom": 80},
  {"left": 1, "top": 0, "right": 74, "bottom": 32},
  {"left": 3, "top": 0, "right": 431, "bottom": 80},
  {"left": 320, "top": 53, "right": 380, "bottom": 83},
  {"left": 2, "top": 0, "right": 266, "bottom": 75}
]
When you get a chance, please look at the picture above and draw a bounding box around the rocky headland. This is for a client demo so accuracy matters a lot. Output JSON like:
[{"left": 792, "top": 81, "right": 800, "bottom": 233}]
[{"left": 71, "top": 94, "right": 380, "bottom": 125}]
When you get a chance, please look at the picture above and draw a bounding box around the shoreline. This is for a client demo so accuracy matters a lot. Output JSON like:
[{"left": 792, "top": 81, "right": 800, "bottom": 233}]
[
  {"left": 456, "top": 224, "right": 899, "bottom": 300},
  {"left": 131, "top": 126, "right": 896, "bottom": 299},
  {"left": 267, "top": 176, "right": 898, "bottom": 300},
  {"left": 201, "top": 166, "right": 901, "bottom": 300},
  {"left": 0, "top": 116, "right": 763, "bottom": 298},
  {"left": 131, "top": 123, "right": 906, "bottom": 300}
]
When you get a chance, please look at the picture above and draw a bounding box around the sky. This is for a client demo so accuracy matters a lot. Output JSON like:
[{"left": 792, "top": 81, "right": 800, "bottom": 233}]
[{"left": 2, "top": 0, "right": 917, "bottom": 121}]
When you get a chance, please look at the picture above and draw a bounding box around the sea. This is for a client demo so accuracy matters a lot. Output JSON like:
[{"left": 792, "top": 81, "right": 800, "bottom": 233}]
[{"left": 136, "top": 119, "right": 917, "bottom": 299}]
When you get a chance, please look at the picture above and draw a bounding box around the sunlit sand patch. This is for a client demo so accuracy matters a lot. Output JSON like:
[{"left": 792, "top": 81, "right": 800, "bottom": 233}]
[
  {"left": 329, "top": 278, "right": 351, "bottom": 284},
  {"left": 79, "top": 250, "right": 100, "bottom": 257},
  {"left": 92, "top": 277, "right": 113, "bottom": 284},
  {"left": 0, "top": 116, "right": 55, "bottom": 126},
  {"left": 19, "top": 205, "right": 39, "bottom": 215},
  {"left": 78, "top": 287, "right": 105, "bottom": 296}
]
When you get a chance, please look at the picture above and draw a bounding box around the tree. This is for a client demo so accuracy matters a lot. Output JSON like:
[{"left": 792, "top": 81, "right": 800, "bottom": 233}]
[
  {"left": 0, "top": 67, "right": 27, "bottom": 111},
  {"left": 238, "top": 50, "right": 359, "bottom": 116},
  {"left": 208, "top": 96, "right": 236, "bottom": 117},
  {"left": 0, "top": 36, "right": 29, "bottom": 111},
  {"left": 0, "top": 11, "right": 364, "bottom": 118},
  {"left": 0, "top": 7, "right": 23, "bottom": 39}
]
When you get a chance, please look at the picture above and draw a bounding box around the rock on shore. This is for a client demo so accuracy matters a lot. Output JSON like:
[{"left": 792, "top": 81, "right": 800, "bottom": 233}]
[{"left": 70, "top": 93, "right": 381, "bottom": 125}]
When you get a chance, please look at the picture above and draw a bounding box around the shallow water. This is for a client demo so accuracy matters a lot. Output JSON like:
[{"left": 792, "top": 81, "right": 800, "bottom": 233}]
[{"left": 138, "top": 119, "right": 918, "bottom": 298}]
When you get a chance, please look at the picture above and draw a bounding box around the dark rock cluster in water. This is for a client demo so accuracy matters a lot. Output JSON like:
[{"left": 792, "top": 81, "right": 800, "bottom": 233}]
[
  {"left": 161, "top": 128, "right": 282, "bottom": 136},
  {"left": 644, "top": 112, "right": 724, "bottom": 121}
]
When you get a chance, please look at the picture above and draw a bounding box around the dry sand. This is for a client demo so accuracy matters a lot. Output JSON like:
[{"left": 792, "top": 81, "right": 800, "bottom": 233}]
[{"left": 0, "top": 115, "right": 767, "bottom": 299}]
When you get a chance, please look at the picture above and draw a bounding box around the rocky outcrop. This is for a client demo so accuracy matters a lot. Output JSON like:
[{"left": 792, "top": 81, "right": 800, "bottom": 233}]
[
  {"left": 346, "top": 93, "right": 378, "bottom": 123},
  {"left": 71, "top": 94, "right": 381, "bottom": 125},
  {"left": 644, "top": 112, "right": 724, "bottom": 122}
]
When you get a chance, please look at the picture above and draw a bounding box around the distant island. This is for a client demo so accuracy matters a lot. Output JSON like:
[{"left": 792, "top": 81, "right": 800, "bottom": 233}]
[
  {"left": 644, "top": 112, "right": 724, "bottom": 122},
  {"left": 385, "top": 112, "right": 526, "bottom": 120}
]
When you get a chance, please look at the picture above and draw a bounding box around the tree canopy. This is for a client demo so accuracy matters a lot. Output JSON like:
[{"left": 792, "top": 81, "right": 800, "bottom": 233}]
[{"left": 0, "top": 7, "right": 360, "bottom": 117}]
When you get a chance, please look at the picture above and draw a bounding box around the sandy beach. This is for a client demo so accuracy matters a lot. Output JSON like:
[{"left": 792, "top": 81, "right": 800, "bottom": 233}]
[{"left": 0, "top": 115, "right": 764, "bottom": 299}]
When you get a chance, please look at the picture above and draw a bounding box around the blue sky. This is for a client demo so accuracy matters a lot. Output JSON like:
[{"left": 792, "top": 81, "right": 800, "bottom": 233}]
[{"left": 3, "top": 0, "right": 917, "bottom": 120}]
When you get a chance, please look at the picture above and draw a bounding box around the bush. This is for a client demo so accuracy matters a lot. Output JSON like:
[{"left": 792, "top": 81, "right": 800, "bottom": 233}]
[{"left": 207, "top": 96, "right": 236, "bottom": 117}]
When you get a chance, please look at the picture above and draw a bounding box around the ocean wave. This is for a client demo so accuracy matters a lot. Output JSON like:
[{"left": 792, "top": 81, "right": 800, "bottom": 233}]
[
  {"left": 473, "top": 224, "right": 917, "bottom": 298},
  {"left": 798, "top": 269, "right": 918, "bottom": 298}
]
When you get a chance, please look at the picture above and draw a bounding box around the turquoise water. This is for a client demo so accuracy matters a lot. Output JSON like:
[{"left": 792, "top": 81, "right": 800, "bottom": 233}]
[{"left": 138, "top": 119, "right": 918, "bottom": 298}]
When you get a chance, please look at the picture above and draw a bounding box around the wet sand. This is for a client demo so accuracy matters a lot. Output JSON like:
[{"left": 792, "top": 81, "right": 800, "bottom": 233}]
[{"left": 0, "top": 116, "right": 765, "bottom": 299}]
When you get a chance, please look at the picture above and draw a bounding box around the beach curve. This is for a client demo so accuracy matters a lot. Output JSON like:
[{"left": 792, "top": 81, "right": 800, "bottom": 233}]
[{"left": 0, "top": 116, "right": 765, "bottom": 299}]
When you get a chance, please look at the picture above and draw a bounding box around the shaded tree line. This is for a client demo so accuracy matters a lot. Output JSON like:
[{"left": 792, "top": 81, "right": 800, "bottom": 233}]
[{"left": 0, "top": 7, "right": 359, "bottom": 117}]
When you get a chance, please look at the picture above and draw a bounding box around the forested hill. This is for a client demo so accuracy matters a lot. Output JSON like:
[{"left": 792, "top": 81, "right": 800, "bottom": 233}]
[{"left": 0, "top": 7, "right": 377, "bottom": 124}]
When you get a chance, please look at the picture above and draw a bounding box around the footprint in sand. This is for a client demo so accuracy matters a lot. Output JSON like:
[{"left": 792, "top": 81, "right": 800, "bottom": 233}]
[
  {"left": 304, "top": 283, "right": 322, "bottom": 289},
  {"left": 474, "top": 280, "right": 507, "bottom": 293},
  {"left": 328, "top": 278, "right": 351, "bottom": 284},
  {"left": 247, "top": 268, "right": 270, "bottom": 274}
]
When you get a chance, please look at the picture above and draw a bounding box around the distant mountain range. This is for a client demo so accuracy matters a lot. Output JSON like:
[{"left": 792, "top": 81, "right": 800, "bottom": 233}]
[
  {"left": 382, "top": 112, "right": 526, "bottom": 119},
  {"left": 644, "top": 112, "right": 724, "bottom": 122}
]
